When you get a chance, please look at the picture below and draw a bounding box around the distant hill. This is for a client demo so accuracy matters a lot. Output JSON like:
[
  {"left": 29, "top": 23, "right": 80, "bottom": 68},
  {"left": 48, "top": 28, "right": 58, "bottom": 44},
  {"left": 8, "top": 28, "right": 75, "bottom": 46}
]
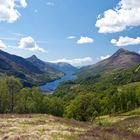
[
  {"left": 78, "top": 48, "right": 140, "bottom": 78},
  {"left": 48, "top": 62, "right": 78, "bottom": 74},
  {"left": 0, "top": 50, "right": 63, "bottom": 86}
]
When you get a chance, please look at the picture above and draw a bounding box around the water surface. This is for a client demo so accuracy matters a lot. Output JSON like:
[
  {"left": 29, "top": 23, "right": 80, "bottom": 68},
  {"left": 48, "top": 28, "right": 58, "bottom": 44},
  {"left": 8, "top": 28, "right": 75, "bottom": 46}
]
[{"left": 40, "top": 72, "right": 77, "bottom": 92}]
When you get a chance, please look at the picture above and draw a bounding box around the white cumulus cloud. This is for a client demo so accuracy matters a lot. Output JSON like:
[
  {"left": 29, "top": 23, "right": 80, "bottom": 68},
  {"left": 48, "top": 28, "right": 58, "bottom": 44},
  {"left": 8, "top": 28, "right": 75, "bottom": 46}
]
[
  {"left": 49, "top": 57, "right": 93, "bottom": 66},
  {"left": 100, "top": 55, "right": 110, "bottom": 60},
  {"left": 18, "top": 36, "right": 46, "bottom": 52},
  {"left": 111, "top": 36, "right": 140, "bottom": 46},
  {"left": 0, "top": 0, "right": 27, "bottom": 23},
  {"left": 77, "top": 36, "right": 94, "bottom": 44},
  {"left": 96, "top": 0, "right": 140, "bottom": 33}
]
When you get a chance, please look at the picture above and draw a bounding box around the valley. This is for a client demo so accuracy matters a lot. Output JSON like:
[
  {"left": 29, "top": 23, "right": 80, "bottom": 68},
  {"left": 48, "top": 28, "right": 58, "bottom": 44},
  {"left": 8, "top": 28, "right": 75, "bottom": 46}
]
[
  {"left": 40, "top": 62, "right": 78, "bottom": 93},
  {"left": 0, "top": 50, "right": 77, "bottom": 87},
  {"left": 0, "top": 0, "right": 140, "bottom": 139},
  {"left": 0, "top": 48, "right": 140, "bottom": 140},
  {"left": 40, "top": 71, "right": 77, "bottom": 93}
]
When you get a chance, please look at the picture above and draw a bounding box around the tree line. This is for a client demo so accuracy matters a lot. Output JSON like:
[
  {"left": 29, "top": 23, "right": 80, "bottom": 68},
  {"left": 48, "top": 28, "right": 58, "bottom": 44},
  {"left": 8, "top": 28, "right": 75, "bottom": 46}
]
[
  {"left": 0, "top": 76, "right": 64, "bottom": 116},
  {"left": 64, "top": 83, "right": 140, "bottom": 121},
  {"left": 1, "top": 76, "right": 140, "bottom": 122}
]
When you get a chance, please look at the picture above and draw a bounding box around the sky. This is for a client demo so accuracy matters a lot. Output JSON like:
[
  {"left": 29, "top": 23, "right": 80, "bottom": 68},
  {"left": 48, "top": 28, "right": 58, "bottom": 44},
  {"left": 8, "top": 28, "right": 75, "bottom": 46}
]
[{"left": 0, "top": 0, "right": 140, "bottom": 66}]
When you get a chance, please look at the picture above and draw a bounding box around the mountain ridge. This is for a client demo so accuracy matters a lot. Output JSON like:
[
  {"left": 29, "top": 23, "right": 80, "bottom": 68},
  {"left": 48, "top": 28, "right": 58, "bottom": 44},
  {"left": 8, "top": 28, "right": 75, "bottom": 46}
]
[
  {"left": 27, "top": 55, "right": 62, "bottom": 74},
  {"left": 27, "top": 55, "right": 78, "bottom": 75},
  {"left": 0, "top": 50, "right": 62, "bottom": 86},
  {"left": 0, "top": 48, "right": 139, "bottom": 87},
  {"left": 78, "top": 48, "right": 140, "bottom": 77}
]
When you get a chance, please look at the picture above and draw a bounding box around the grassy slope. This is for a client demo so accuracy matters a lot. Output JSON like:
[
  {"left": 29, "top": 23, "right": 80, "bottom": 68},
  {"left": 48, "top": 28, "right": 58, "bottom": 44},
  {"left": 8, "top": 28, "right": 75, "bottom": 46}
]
[
  {"left": 0, "top": 114, "right": 90, "bottom": 140},
  {"left": 1, "top": 111, "right": 140, "bottom": 140},
  {"left": 77, "top": 108, "right": 140, "bottom": 140}
]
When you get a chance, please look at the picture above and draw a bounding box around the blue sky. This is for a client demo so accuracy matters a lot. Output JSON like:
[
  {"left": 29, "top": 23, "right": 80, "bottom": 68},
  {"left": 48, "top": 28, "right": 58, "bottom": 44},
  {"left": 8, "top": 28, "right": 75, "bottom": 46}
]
[{"left": 0, "top": 0, "right": 140, "bottom": 66}]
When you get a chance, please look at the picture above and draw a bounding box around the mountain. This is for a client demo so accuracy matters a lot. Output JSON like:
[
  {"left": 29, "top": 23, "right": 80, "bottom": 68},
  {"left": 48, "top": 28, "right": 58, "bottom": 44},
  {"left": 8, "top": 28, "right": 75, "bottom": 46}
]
[
  {"left": 0, "top": 50, "right": 62, "bottom": 86},
  {"left": 27, "top": 55, "right": 77, "bottom": 74},
  {"left": 94, "top": 48, "right": 140, "bottom": 69},
  {"left": 27, "top": 55, "right": 63, "bottom": 74},
  {"left": 48, "top": 62, "right": 78, "bottom": 74},
  {"left": 78, "top": 48, "right": 140, "bottom": 77},
  {"left": 0, "top": 50, "right": 41, "bottom": 74}
]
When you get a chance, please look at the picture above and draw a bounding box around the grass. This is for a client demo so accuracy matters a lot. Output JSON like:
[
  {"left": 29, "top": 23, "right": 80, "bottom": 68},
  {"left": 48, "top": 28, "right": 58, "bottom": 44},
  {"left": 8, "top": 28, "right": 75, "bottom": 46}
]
[
  {"left": 77, "top": 109, "right": 140, "bottom": 140},
  {"left": 0, "top": 110, "right": 140, "bottom": 140},
  {"left": 121, "top": 107, "right": 140, "bottom": 116},
  {"left": 0, "top": 114, "right": 87, "bottom": 140}
]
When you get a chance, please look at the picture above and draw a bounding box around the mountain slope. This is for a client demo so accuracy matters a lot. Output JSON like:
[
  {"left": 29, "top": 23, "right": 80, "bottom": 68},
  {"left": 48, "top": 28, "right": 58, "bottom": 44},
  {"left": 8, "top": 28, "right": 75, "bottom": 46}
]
[
  {"left": 0, "top": 50, "right": 41, "bottom": 74},
  {"left": 27, "top": 55, "right": 63, "bottom": 76},
  {"left": 0, "top": 50, "right": 62, "bottom": 86},
  {"left": 93, "top": 48, "right": 140, "bottom": 69},
  {"left": 78, "top": 48, "right": 140, "bottom": 77}
]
